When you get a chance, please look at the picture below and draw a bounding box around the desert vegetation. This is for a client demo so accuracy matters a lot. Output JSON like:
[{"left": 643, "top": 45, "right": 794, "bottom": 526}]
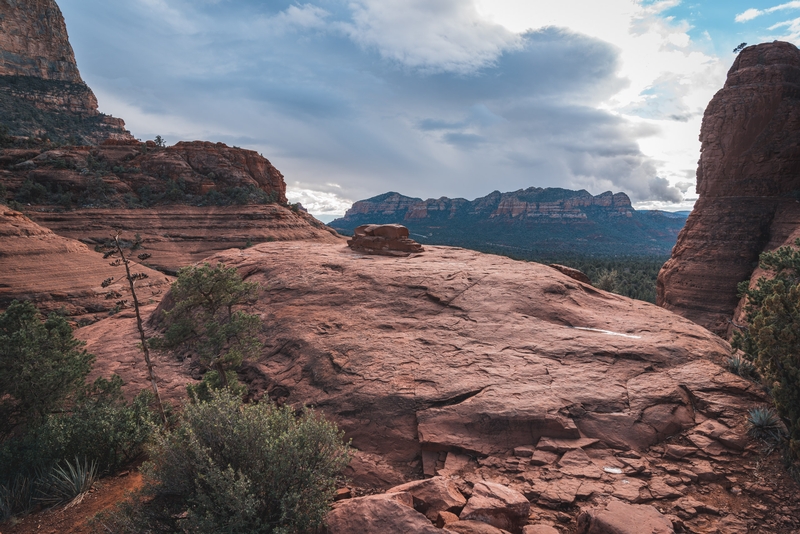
[
  {"left": 733, "top": 238, "right": 800, "bottom": 473},
  {"left": 97, "top": 390, "right": 350, "bottom": 534},
  {"left": 0, "top": 300, "right": 159, "bottom": 520}
]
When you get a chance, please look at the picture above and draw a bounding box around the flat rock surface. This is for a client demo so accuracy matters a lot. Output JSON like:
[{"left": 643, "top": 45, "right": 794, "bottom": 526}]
[{"left": 86, "top": 242, "right": 736, "bottom": 474}]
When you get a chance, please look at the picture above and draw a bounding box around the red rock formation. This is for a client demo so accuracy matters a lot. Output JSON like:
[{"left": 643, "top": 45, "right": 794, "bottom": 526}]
[
  {"left": 78, "top": 241, "right": 800, "bottom": 531},
  {"left": 0, "top": 207, "right": 169, "bottom": 319},
  {"left": 347, "top": 223, "right": 424, "bottom": 256},
  {"left": 657, "top": 41, "right": 800, "bottom": 335},
  {"left": 0, "top": 0, "right": 81, "bottom": 81},
  {"left": 0, "top": 0, "right": 133, "bottom": 142}
]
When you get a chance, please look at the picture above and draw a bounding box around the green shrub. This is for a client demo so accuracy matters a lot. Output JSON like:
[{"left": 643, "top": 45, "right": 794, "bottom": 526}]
[
  {"left": 733, "top": 238, "right": 800, "bottom": 460},
  {"left": 101, "top": 390, "right": 350, "bottom": 534},
  {"left": 0, "top": 301, "right": 94, "bottom": 437},
  {"left": 14, "top": 179, "right": 47, "bottom": 204},
  {"left": 0, "top": 301, "right": 159, "bottom": 519}
]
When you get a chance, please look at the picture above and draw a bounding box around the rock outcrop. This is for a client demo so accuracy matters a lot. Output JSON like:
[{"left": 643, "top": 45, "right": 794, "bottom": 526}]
[
  {"left": 1, "top": 141, "right": 340, "bottom": 273},
  {"left": 0, "top": 0, "right": 81, "bottom": 81},
  {"left": 79, "top": 241, "right": 800, "bottom": 532},
  {"left": 0, "top": 208, "right": 169, "bottom": 318},
  {"left": 331, "top": 189, "right": 687, "bottom": 257},
  {"left": 657, "top": 41, "right": 800, "bottom": 335},
  {"left": 347, "top": 224, "right": 424, "bottom": 256},
  {"left": 0, "top": 0, "right": 132, "bottom": 143}
]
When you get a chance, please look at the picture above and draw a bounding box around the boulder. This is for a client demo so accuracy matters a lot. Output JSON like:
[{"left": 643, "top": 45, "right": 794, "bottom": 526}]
[
  {"left": 549, "top": 264, "right": 591, "bottom": 285},
  {"left": 522, "top": 526, "right": 560, "bottom": 534},
  {"left": 388, "top": 476, "right": 467, "bottom": 520},
  {"left": 325, "top": 492, "right": 441, "bottom": 534},
  {"left": 577, "top": 499, "right": 674, "bottom": 534},
  {"left": 460, "top": 481, "right": 530, "bottom": 531},
  {"left": 347, "top": 224, "right": 424, "bottom": 256}
]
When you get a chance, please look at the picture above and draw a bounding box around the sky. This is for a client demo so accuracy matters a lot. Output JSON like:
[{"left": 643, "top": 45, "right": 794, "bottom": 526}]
[{"left": 57, "top": 0, "right": 800, "bottom": 221}]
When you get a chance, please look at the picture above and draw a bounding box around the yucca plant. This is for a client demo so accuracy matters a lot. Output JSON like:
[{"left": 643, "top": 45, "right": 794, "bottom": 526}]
[
  {"left": 727, "top": 354, "right": 757, "bottom": 379},
  {"left": 0, "top": 474, "right": 36, "bottom": 521},
  {"left": 747, "top": 406, "right": 786, "bottom": 442},
  {"left": 36, "top": 457, "right": 98, "bottom": 508}
]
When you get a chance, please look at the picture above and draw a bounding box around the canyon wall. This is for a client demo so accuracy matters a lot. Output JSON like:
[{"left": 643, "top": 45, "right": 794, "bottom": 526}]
[
  {"left": 0, "top": 0, "right": 132, "bottom": 142},
  {"left": 657, "top": 41, "right": 800, "bottom": 335}
]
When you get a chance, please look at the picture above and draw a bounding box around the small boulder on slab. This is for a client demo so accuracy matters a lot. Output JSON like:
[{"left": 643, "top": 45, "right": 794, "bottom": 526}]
[
  {"left": 460, "top": 481, "right": 530, "bottom": 531},
  {"left": 325, "top": 491, "right": 441, "bottom": 534},
  {"left": 388, "top": 476, "right": 467, "bottom": 521},
  {"left": 347, "top": 224, "right": 424, "bottom": 256},
  {"left": 577, "top": 499, "right": 674, "bottom": 534}
]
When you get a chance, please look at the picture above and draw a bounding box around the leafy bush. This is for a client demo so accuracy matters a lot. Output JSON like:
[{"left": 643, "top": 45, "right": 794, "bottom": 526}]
[
  {"left": 733, "top": 238, "right": 800, "bottom": 460},
  {"left": 0, "top": 301, "right": 159, "bottom": 519},
  {"left": 101, "top": 390, "right": 350, "bottom": 534}
]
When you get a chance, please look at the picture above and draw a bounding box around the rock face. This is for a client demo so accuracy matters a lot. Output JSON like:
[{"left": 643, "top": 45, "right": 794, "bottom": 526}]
[
  {"left": 80, "top": 241, "right": 800, "bottom": 532},
  {"left": 657, "top": 41, "right": 800, "bottom": 335},
  {"left": 330, "top": 189, "right": 687, "bottom": 257},
  {"left": 0, "top": 0, "right": 81, "bottom": 81},
  {"left": 577, "top": 499, "right": 674, "bottom": 534},
  {"left": 0, "top": 0, "right": 132, "bottom": 142},
  {"left": 347, "top": 224, "right": 424, "bottom": 256},
  {"left": 0, "top": 208, "right": 169, "bottom": 318},
  {"left": 1, "top": 141, "right": 339, "bottom": 273}
]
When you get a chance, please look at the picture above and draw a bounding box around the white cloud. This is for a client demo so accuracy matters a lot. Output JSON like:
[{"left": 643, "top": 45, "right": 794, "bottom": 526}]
[
  {"left": 736, "top": 8, "right": 763, "bottom": 23},
  {"left": 286, "top": 186, "right": 353, "bottom": 215},
  {"left": 474, "top": 0, "right": 725, "bottom": 204},
  {"left": 735, "top": 1, "right": 800, "bottom": 23},
  {"left": 340, "top": 0, "right": 522, "bottom": 73}
]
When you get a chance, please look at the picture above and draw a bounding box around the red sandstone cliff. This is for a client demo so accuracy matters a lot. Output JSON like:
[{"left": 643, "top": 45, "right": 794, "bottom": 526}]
[
  {"left": 0, "top": 0, "right": 132, "bottom": 142},
  {"left": 0, "top": 0, "right": 81, "bottom": 81},
  {"left": 0, "top": 141, "right": 340, "bottom": 272},
  {"left": 657, "top": 41, "right": 800, "bottom": 336}
]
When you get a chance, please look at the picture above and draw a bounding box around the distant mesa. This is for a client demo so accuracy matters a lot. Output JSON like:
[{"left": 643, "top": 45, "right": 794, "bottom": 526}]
[
  {"left": 331, "top": 188, "right": 687, "bottom": 257},
  {"left": 657, "top": 41, "right": 800, "bottom": 336},
  {"left": 347, "top": 224, "right": 424, "bottom": 257}
]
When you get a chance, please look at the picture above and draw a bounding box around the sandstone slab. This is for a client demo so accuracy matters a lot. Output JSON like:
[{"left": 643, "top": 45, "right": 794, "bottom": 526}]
[
  {"left": 85, "top": 242, "right": 734, "bottom": 485},
  {"left": 325, "top": 492, "right": 440, "bottom": 534},
  {"left": 577, "top": 499, "right": 674, "bottom": 534},
  {"left": 460, "top": 481, "right": 530, "bottom": 531},
  {"left": 388, "top": 476, "right": 466, "bottom": 521}
]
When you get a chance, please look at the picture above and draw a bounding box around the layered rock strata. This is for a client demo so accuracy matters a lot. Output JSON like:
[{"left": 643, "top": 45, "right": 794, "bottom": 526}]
[
  {"left": 657, "top": 41, "right": 800, "bottom": 335},
  {"left": 0, "top": 0, "right": 132, "bottom": 142},
  {"left": 0, "top": 208, "right": 169, "bottom": 318},
  {"left": 1, "top": 141, "right": 339, "bottom": 272}
]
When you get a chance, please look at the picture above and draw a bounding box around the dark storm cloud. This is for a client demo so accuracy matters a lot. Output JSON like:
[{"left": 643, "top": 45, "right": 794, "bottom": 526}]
[{"left": 58, "top": 0, "right": 681, "bottom": 208}]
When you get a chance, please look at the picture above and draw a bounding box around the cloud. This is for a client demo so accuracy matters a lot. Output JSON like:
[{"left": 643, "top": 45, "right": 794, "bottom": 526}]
[
  {"left": 59, "top": 0, "right": 697, "bottom": 217},
  {"left": 339, "top": 0, "right": 522, "bottom": 73},
  {"left": 735, "top": 2, "right": 800, "bottom": 22}
]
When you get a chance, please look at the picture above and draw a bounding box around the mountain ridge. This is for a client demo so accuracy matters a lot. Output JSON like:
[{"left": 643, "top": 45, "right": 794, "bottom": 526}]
[{"left": 330, "top": 187, "right": 687, "bottom": 257}]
